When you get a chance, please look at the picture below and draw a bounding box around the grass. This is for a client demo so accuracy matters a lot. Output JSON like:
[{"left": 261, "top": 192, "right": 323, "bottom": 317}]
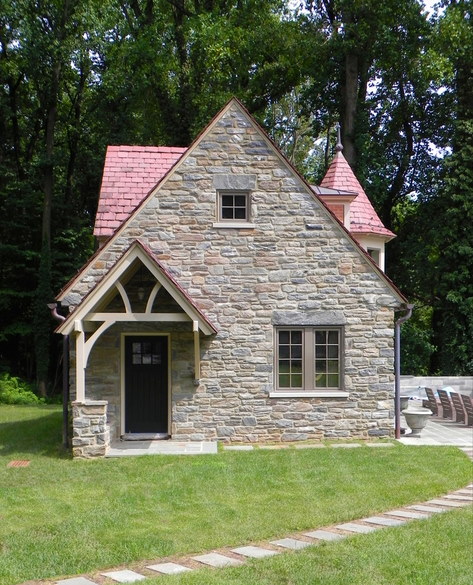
[
  {"left": 0, "top": 404, "right": 472, "bottom": 584},
  {"left": 144, "top": 506, "right": 473, "bottom": 585}
]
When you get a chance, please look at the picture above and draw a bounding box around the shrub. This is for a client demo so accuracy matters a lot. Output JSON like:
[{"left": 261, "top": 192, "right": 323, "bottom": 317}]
[{"left": 0, "top": 373, "right": 44, "bottom": 405}]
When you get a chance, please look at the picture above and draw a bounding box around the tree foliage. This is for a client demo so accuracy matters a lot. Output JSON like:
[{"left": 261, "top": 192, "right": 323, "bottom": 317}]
[{"left": 0, "top": 0, "right": 471, "bottom": 389}]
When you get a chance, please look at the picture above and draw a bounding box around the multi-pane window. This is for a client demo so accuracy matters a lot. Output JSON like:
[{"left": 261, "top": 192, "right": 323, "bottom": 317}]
[
  {"left": 315, "top": 330, "right": 340, "bottom": 388},
  {"left": 277, "top": 330, "right": 303, "bottom": 388},
  {"left": 218, "top": 191, "right": 249, "bottom": 221},
  {"left": 276, "top": 328, "right": 342, "bottom": 391}
]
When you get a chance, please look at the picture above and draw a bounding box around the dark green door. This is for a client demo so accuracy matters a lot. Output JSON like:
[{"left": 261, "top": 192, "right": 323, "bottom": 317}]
[{"left": 125, "top": 336, "right": 168, "bottom": 434}]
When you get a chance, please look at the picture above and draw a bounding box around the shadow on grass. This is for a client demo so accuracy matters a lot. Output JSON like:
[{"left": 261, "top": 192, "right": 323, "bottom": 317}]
[{"left": 0, "top": 406, "right": 69, "bottom": 459}]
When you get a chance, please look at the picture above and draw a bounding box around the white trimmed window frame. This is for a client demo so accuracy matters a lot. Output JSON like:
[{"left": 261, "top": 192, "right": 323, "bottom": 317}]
[
  {"left": 213, "top": 189, "right": 255, "bottom": 228},
  {"left": 270, "top": 326, "right": 348, "bottom": 398}
]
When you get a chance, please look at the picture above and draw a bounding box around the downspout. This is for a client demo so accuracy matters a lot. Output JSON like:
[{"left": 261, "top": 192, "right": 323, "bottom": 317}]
[
  {"left": 48, "top": 303, "right": 69, "bottom": 449},
  {"left": 394, "top": 303, "right": 414, "bottom": 439}
]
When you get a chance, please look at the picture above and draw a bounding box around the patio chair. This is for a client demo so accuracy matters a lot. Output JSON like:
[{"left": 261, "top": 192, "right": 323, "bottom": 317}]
[
  {"left": 437, "top": 389, "right": 453, "bottom": 419},
  {"left": 450, "top": 391, "right": 466, "bottom": 424},
  {"left": 460, "top": 394, "right": 473, "bottom": 427},
  {"left": 423, "top": 387, "right": 440, "bottom": 416}
]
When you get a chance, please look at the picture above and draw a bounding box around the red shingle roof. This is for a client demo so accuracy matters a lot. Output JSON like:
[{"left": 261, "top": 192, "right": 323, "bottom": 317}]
[
  {"left": 94, "top": 146, "right": 187, "bottom": 237},
  {"left": 320, "top": 152, "right": 395, "bottom": 239}
]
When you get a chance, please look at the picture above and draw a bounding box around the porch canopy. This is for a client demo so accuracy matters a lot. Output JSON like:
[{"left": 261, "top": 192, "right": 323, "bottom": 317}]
[{"left": 56, "top": 241, "right": 217, "bottom": 401}]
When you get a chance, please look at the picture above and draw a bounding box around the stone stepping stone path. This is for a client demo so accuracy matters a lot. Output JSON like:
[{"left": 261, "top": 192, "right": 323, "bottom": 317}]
[{"left": 52, "top": 484, "right": 473, "bottom": 585}]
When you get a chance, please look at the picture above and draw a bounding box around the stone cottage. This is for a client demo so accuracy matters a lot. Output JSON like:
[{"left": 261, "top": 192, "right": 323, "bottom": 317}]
[{"left": 54, "top": 98, "right": 407, "bottom": 457}]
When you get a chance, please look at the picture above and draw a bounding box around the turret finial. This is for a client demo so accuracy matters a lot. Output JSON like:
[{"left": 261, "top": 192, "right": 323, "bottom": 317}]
[{"left": 335, "top": 123, "right": 343, "bottom": 153}]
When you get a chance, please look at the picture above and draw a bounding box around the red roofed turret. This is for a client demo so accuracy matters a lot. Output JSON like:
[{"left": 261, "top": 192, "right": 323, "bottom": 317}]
[{"left": 319, "top": 131, "right": 395, "bottom": 270}]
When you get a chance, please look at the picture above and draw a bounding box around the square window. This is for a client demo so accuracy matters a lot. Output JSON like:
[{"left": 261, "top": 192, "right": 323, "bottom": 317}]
[{"left": 218, "top": 191, "right": 250, "bottom": 222}]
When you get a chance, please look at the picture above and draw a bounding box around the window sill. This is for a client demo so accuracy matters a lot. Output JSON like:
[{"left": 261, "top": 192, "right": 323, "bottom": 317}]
[
  {"left": 212, "top": 222, "right": 255, "bottom": 229},
  {"left": 269, "top": 391, "right": 349, "bottom": 399}
]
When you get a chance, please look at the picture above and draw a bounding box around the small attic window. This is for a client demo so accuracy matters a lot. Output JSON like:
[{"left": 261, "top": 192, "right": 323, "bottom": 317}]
[
  {"left": 367, "top": 248, "right": 380, "bottom": 265},
  {"left": 218, "top": 191, "right": 249, "bottom": 222}
]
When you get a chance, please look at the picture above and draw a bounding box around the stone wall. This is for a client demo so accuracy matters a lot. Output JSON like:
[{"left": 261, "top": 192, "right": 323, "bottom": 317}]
[
  {"left": 65, "top": 102, "right": 403, "bottom": 446},
  {"left": 401, "top": 376, "right": 473, "bottom": 396},
  {"left": 72, "top": 401, "right": 110, "bottom": 458}
]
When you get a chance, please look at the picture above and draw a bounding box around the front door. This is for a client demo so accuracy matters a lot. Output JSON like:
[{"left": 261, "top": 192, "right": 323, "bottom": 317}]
[{"left": 124, "top": 335, "right": 168, "bottom": 435}]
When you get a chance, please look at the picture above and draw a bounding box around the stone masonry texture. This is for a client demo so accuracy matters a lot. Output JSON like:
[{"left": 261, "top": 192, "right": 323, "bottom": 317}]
[{"left": 63, "top": 103, "right": 402, "bottom": 450}]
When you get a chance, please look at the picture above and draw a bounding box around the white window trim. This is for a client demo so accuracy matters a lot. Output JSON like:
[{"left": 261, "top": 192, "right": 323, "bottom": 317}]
[{"left": 215, "top": 190, "right": 252, "bottom": 225}]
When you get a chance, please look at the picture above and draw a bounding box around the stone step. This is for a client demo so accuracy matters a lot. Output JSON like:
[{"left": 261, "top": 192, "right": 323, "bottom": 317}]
[
  {"left": 232, "top": 545, "right": 279, "bottom": 558},
  {"left": 100, "top": 569, "right": 146, "bottom": 583},
  {"left": 362, "top": 516, "right": 406, "bottom": 527},
  {"left": 304, "top": 529, "right": 346, "bottom": 541},
  {"left": 192, "top": 553, "right": 243, "bottom": 568},
  {"left": 270, "top": 538, "right": 312, "bottom": 550},
  {"left": 335, "top": 523, "right": 377, "bottom": 534},
  {"left": 147, "top": 562, "right": 192, "bottom": 575}
]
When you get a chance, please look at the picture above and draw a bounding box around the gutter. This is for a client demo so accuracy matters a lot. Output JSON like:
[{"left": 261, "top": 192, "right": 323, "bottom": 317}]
[
  {"left": 47, "top": 303, "right": 69, "bottom": 449},
  {"left": 394, "top": 304, "right": 414, "bottom": 439}
]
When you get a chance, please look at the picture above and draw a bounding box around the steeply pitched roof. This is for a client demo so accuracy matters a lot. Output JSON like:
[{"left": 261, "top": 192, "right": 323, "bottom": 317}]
[
  {"left": 58, "top": 98, "right": 406, "bottom": 306},
  {"left": 94, "top": 145, "right": 187, "bottom": 237},
  {"left": 320, "top": 151, "right": 395, "bottom": 239}
]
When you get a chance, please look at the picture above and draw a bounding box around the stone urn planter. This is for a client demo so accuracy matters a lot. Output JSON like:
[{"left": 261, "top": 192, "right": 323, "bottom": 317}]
[
  {"left": 400, "top": 396, "right": 410, "bottom": 411},
  {"left": 403, "top": 407, "right": 432, "bottom": 437}
]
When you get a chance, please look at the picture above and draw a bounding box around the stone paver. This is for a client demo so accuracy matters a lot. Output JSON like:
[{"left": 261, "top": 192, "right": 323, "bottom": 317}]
[
  {"left": 455, "top": 488, "right": 473, "bottom": 494},
  {"left": 295, "top": 443, "right": 327, "bottom": 449},
  {"left": 107, "top": 441, "right": 217, "bottom": 457},
  {"left": 224, "top": 445, "right": 254, "bottom": 451},
  {"left": 100, "top": 569, "right": 146, "bottom": 583},
  {"left": 192, "top": 553, "right": 243, "bottom": 568},
  {"left": 366, "top": 443, "right": 394, "bottom": 448},
  {"left": 407, "top": 504, "right": 447, "bottom": 514},
  {"left": 443, "top": 494, "right": 473, "bottom": 501},
  {"left": 258, "top": 445, "right": 289, "bottom": 449},
  {"left": 336, "top": 523, "right": 377, "bottom": 534},
  {"left": 331, "top": 443, "right": 361, "bottom": 449},
  {"left": 385, "top": 510, "right": 429, "bottom": 519},
  {"left": 270, "top": 538, "right": 312, "bottom": 550},
  {"left": 304, "top": 529, "right": 345, "bottom": 541},
  {"left": 362, "top": 516, "right": 406, "bottom": 527},
  {"left": 56, "top": 579, "right": 98, "bottom": 585},
  {"left": 147, "top": 562, "right": 192, "bottom": 574},
  {"left": 232, "top": 545, "right": 279, "bottom": 558},
  {"left": 427, "top": 499, "right": 469, "bottom": 508}
]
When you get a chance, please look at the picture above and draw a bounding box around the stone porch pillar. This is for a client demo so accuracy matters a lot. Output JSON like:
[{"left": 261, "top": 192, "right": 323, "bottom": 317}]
[{"left": 72, "top": 400, "right": 110, "bottom": 458}]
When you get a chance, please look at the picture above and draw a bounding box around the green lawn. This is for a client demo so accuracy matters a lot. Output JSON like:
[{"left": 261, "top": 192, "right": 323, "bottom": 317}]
[
  {"left": 0, "top": 405, "right": 472, "bottom": 585},
  {"left": 145, "top": 506, "right": 473, "bottom": 585}
]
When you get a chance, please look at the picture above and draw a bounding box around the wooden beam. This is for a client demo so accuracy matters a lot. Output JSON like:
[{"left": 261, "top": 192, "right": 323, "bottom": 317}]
[
  {"left": 193, "top": 320, "right": 200, "bottom": 383},
  {"left": 115, "top": 281, "right": 132, "bottom": 313},
  {"left": 85, "top": 312, "right": 190, "bottom": 322},
  {"left": 75, "top": 330, "right": 86, "bottom": 402}
]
